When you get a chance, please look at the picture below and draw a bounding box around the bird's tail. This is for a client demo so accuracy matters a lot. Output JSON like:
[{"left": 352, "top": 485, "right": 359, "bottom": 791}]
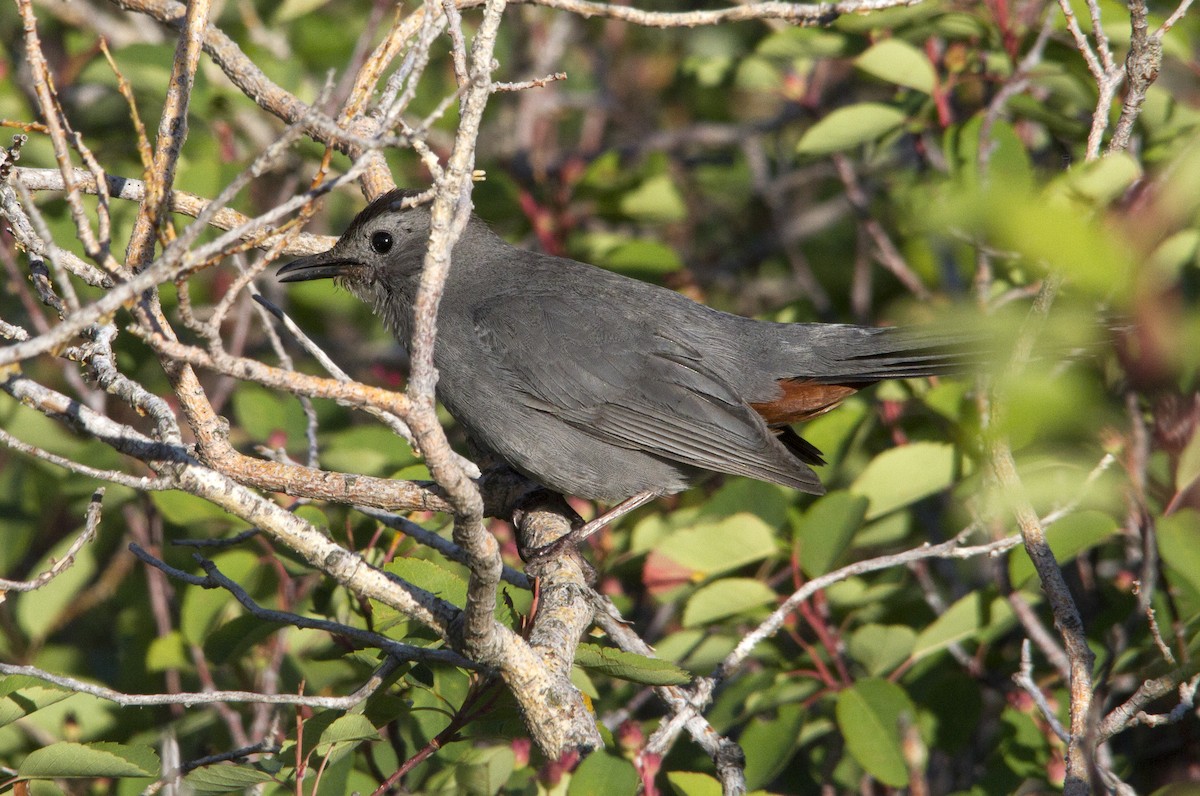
[{"left": 782, "top": 324, "right": 985, "bottom": 384}]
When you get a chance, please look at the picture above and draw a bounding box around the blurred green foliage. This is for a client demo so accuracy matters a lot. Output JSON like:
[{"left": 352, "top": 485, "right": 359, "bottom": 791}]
[{"left": 1, "top": 0, "right": 1200, "bottom": 793}]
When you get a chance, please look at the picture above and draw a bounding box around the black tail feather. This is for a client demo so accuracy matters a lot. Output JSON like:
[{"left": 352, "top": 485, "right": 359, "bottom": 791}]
[{"left": 800, "top": 326, "right": 985, "bottom": 384}]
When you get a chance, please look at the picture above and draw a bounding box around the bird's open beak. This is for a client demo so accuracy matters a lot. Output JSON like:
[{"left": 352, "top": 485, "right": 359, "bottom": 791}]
[{"left": 277, "top": 252, "right": 359, "bottom": 283}]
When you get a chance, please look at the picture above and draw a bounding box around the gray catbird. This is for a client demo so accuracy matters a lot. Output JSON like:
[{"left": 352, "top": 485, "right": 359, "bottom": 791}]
[{"left": 279, "top": 189, "right": 969, "bottom": 521}]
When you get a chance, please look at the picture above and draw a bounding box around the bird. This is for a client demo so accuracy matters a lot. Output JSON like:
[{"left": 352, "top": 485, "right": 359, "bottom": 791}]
[{"left": 278, "top": 189, "right": 970, "bottom": 530}]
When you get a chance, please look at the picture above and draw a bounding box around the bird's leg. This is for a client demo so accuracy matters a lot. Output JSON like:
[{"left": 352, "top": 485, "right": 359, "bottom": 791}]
[
  {"left": 520, "top": 491, "right": 659, "bottom": 563},
  {"left": 574, "top": 492, "right": 659, "bottom": 544}
]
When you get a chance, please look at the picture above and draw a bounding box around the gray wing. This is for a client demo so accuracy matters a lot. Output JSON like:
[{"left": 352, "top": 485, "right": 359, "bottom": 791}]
[{"left": 470, "top": 292, "right": 822, "bottom": 493}]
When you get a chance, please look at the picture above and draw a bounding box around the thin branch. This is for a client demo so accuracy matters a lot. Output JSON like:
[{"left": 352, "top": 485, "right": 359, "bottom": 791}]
[
  {"left": 1, "top": 372, "right": 192, "bottom": 468},
  {"left": 125, "top": 0, "right": 210, "bottom": 268},
  {"left": 0, "top": 662, "right": 399, "bottom": 710},
  {"left": 718, "top": 531, "right": 1024, "bottom": 682},
  {"left": 978, "top": 9, "right": 1056, "bottom": 178},
  {"left": 589, "top": 592, "right": 748, "bottom": 795},
  {"left": 407, "top": 0, "right": 501, "bottom": 656},
  {"left": 1107, "top": 0, "right": 1163, "bottom": 155},
  {"left": 80, "top": 324, "right": 181, "bottom": 444},
  {"left": 0, "top": 489, "right": 105, "bottom": 592},
  {"left": 358, "top": 507, "right": 531, "bottom": 589},
  {"left": 0, "top": 425, "right": 173, "bottom": 490},
  {"left": 471, "top": 0, "right": 921, "bottom": 27},
  {"left": 398, "top": 0, "right": 601, "bottom": 757},
  {"left": 250, "top": 292, "right": 478, "bottom": 477},
  {"left": 3, "top": 175, "right": 111, "bottom": 289},
  {"left": 1014, "top": 640, "right": 1071, "bottom": 742},
  {"left": 1098, "top": 671, "right": 1200, "bottom": 741},
  {"left": 179, "top": 741, "right": 279, "bottom": 775},
  {"left": 1157, "top": 0, "right": 1197, "bottom": 35},
  {"left": 0, "top": 162, "right": 372, "bottom": 368},
  {"left": 492, "top": 72, "right": 568, "bottom": 92},
  {"left": 625, "top": 529, "right": 1025, "bottom": 763},
  {"left": 1055, "top": 0, "right": 1124, "bottom": 160},
  {"left": 832, "top": 153, "right": 931, "bottom": 300},
  {"left": 14, "top": 166, "right": 337, "bottom": 255},
  {"left": 129, "top": 543, "right": 478, "bottom": 669}
]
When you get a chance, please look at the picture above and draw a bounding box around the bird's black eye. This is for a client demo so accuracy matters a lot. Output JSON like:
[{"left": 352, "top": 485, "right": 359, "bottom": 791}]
[{"left": 370, "top": 231, "right": 393, "bottom": 254}]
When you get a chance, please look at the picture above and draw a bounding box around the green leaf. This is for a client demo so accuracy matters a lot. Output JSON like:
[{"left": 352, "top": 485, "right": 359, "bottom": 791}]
[
  {"left": 455, "top": 745, "right": 516, "bottom": 795},
  {"left": 619, "top": 174, "right": 688, "bottom": 223},
  {"left": 1157, "top": 511, "right": 1200, "bottom": 614},
  {"left": 1150, "top": 229, "right": 1200, "bottom": 275},
  {"left": 796, "top": 103, "right": 906, "bottom": 155},
  {"left": 922, "top": 380, "right": 969, "bottom": 422},
  {"left": 14, "top": 530, "right": 99, "bottom": 643},
  {"left": 180, "top": 550, "right": 260, "bottom": 643},
  {"left": 912, "top": 589, "right": 1021, "bottom": 660},
  {"left": 699, "top": 478, "right": 792, "bottom": 529},
  {"left": 742, "top": 703, "right": 806, "bottom": 788},
  {"left": 935, "top": 176, "right": 1134, "bottom": 297},
  {"left": 667, "top": 771, "right": 724, "bottom": 796},
  {"left": 654, "top": 629, "right": 738, "bottom": 672},
  {"left": 316, "top": 714, "right": 378, "bottom": 753},
  {"left": 385, "top": 558, "right": 468, "bottom": 608},
  {"left": 602, "top": 239, "right": 683, "bottom": 276},
  {"left": 146, "top": 631, "right": 190, "bottom": 672},
  {"left": 848, "top": 624, "right": 916, "bottom": 676},
  {"left": 274, "top": 0, "right": 332, "bottom": 23},
  {"left": 682, "top": 578, "right": 777, "bottom": 627},
  {"left": 152, "top": 489, "right": 248, "bottom": 528},
  {"left": 682, "top": 54, "right": 735, "bottom": 88},
  {"left": 0, "top": 677, "right": 70, "bottom": 727},
  {"left": 321, "top": 425, "right": 417, "bottom": 476},
  {"left": 1007, "top": 510, "right": 1119, "bottom": 587},
  {"left": 853, "top": 511, "right": 911, "bottom": 547},
  {"left": 1051, "top": 151, "right": 1143, "bottom": 207},
  {"left": 794, "top": 492, "right": 869, "bottom": 576},
  {"left": 849, "top": 442, "right": 958, "bottom": 519},
  {"left": 756, "top": 28, "right": 848, "bottom": 58},
  {"left": 1176, "top": 430, "right": 1200, "bottom": 493},
  {"left": 204, "top": 614, "right": 280, "bottom": 665},
  {"left": 855, "top": 39, "right": 937, "bottom": 94},
  {"left": 231, "top": 384, "right": 307, "bottom": 444},
  {"left": 997, "top": 705, "right": 1050, "bottom": 778},
  {"left": 568, "top": 751, "right": 639, "bottom": 796},
  {"left": 733, "top": 57, "right": 783, "bottom": 92},
  {"left": 183, "top": 764, "right": 277, "bottom": 794},
  {"left": 836, "top": 679, "right": 917, "bottom": 787},
  {"left": 647, "top": 512, "right": 778, "bottom": 581},
  {"left": 576, "top": 150, "right": 624, "bottom": 190},
  {"left": 77, "top": 44, "right": 173, "bottom": 93},
  {"left": 19, "top": 742, "right": 159, "bottom": 778},
  {"left": 575, "top": 643, "right": 692, "bottom": 686},
  {"left": 802, "top": 397, "right": 869, "bottom": 463},
  {"left": 571, "top": 665, "right": 600, "bottom": 699}
]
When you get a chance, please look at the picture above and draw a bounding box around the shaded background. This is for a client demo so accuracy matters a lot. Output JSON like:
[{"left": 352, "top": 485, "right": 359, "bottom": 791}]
[{"left": 2, "top": 0, "right": 1200, "bottom": 793}]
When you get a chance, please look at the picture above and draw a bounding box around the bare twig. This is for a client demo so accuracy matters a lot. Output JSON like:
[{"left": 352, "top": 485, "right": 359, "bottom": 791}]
[
  {"left": 0, "top": 489, "right": 105, "bottom": 593},
  {"left": 471, "top": 0, "right": 921, "bottom": 27},
  {"left": 1107, "top": 0, "right": 1164, "bottom": 155},
  {"left": 492, "top": 72, "right": 568, "bottom": 92},
  {"left": 623, "top": 529, "right": 1025, "bottom": 763},
  {"left": 1014, "top": 640, "right": 1071, "bottom": 742},
  {"left": 129, "top": 543, "right": 478, "bottom": 669},
  {"left": 1055, "top": 0, "right": 1124, "bottom": 160},
  {"left": 590, "top": 593, "right": 748, "bottom": 795},
  {"left": 14, "top": 166, "right": 337, "bottom": 254},
  {"left": 0, "top": 661, "right": 401, "bottom": 710}
]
